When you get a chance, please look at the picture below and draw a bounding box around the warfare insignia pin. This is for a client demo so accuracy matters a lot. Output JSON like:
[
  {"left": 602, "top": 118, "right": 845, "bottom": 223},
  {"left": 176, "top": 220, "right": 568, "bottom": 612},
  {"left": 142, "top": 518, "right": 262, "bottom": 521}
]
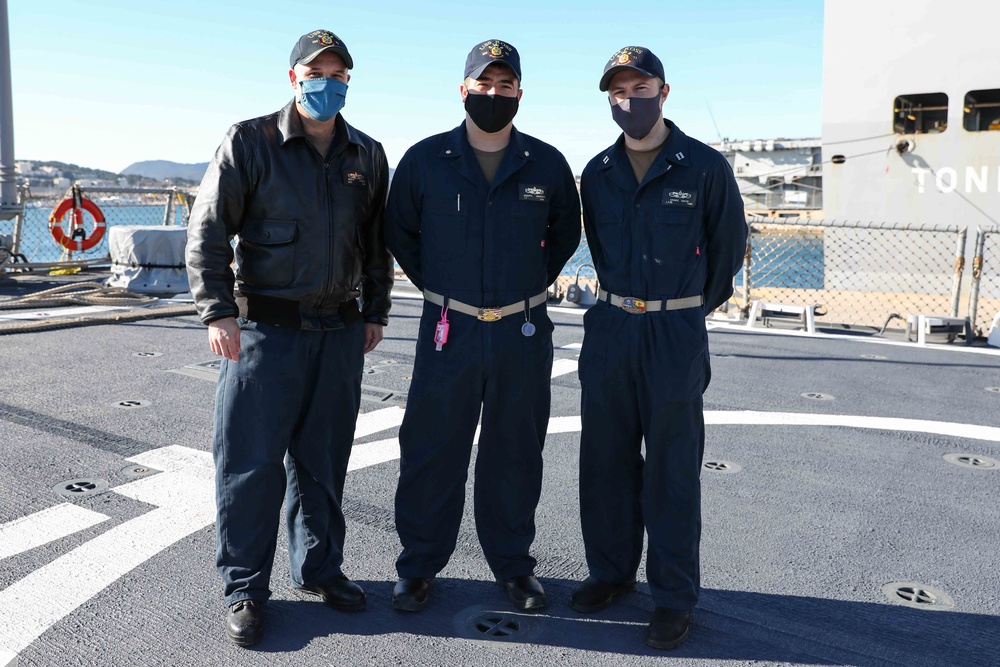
[
  {"left": 662, "top": 188, "right": 698, "bottom": 208},
  {"left": 344, "top": 171, "right": 368, "bottom": 186},
  {"left": 520, "top": 184, "right": 547, "bottom": 202}
]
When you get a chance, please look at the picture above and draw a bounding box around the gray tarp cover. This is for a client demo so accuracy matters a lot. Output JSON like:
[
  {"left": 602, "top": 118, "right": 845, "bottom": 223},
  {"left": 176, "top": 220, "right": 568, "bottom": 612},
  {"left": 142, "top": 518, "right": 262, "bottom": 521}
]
[{"left": 106, "top": 225, "right": 189, "bottom": 295}]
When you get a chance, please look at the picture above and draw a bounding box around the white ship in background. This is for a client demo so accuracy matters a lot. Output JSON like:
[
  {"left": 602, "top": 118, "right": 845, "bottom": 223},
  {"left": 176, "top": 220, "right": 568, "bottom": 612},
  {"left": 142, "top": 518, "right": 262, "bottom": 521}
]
[{"left": 821, "top": 0, "right": 1000, "bottom": 232}]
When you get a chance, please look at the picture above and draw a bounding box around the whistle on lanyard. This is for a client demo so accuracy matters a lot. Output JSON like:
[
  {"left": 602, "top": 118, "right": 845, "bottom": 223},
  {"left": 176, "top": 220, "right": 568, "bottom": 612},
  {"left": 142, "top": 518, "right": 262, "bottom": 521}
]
[{"left": 434, "top": 304, "right": 450, "bottom": 351}]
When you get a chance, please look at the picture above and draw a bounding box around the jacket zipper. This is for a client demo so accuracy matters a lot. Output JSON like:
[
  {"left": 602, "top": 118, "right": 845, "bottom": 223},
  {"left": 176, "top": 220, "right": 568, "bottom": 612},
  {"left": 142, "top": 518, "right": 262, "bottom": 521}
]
[{"left": 320, "top": 160, "right": 334, "bottom": 313}]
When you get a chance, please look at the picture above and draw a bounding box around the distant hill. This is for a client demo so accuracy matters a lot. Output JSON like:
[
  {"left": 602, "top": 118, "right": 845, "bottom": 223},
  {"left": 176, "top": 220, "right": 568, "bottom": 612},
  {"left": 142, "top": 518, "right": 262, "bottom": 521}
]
[{"left": 121, "top": 160, "right": 209, "bottom": 182}]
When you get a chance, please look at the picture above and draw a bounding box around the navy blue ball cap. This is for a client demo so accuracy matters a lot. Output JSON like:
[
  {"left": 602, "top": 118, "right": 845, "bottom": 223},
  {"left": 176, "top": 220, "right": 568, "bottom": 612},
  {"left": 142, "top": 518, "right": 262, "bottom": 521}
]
[
  {"left": 290, "top": 29, "right": 353, "bottom": 70},
  {"left": 465, "top": 39, "right": 521, "bottom": 81},
  {"left": 599, "top": 46, "right": 664, "bottom": 91}
]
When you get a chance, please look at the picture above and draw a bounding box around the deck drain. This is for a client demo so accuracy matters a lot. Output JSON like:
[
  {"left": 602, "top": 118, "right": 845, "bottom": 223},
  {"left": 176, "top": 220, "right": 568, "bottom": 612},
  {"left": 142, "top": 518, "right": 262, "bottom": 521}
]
[
  {"left": 860, "top": 354, "right": 887, "bottom": 360},
  {"left": 704, "top": 460, "right": 742, "bottom": 474},
  {"left": 133, "top": 351, "right": 163, "bottom": 358},
  {"left": 53, "top": 477, "right": 109, "bottom": 499},
  {"left": 468, "top": 612, "right": 526, "bottom": 640},
  {"left": 943, "top": 453, "right": 998, "bottom": 469},
  {"left": 114, "top": 399, "right": 151, "bottom": 409},
  {"left": 801, "top": 392, "right": 835, "bottom": 400},
  {"left": 121, "top": 465, "right": 161, "bottom": 478},
  {"left": 881, "top": 582, "right": 954, "bottom": 610},
  {"left": 986, "top": 387, "right": 1000, "bottom": 394}
]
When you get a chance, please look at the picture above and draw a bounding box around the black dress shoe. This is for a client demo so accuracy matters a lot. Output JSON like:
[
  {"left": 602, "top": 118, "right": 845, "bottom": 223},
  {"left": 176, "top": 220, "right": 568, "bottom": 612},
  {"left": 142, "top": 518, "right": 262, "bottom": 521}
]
[
  {"left": 644, "top": 607, "right": 691, "bottom": 650},
  {"left": 392, "top": 577, "right": 433, "bottom": 612},
  {"left": 498, "top": 575, "right": 547, "bottom": 611},
  {"left": 226, "top": 599, "right": 264, "bottom": 647},
  {"left": 295, "top": 574, "right": 366, "bottom": 611},
  {"left": 570, "top": 576, "right": 636, "bottom": 613}
]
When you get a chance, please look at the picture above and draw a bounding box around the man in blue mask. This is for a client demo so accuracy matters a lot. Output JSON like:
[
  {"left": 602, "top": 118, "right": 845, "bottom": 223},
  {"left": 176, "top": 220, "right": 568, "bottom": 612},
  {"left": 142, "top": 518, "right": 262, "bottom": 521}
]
[
  {"left": 571, "top": 46, "right": 747, "bottom": 650},
  {"left": 385, "top": 40, "right": 580, "bottom": 614},
  {"left": 186, "top": 29, "right": 393, "bottom": 647}
]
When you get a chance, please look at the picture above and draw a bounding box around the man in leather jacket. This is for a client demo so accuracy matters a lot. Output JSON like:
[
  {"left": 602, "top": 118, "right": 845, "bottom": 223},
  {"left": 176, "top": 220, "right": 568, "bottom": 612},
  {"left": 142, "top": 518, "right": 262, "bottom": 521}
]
[{"left": 185, "top": 29, "right": 392, "bottom": 647}]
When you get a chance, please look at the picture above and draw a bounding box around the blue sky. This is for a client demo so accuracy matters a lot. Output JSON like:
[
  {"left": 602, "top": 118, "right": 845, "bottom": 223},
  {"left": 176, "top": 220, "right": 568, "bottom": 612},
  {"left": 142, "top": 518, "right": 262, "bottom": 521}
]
[{"left": 7, "top": 0, "right": 823, "bottom": 175}]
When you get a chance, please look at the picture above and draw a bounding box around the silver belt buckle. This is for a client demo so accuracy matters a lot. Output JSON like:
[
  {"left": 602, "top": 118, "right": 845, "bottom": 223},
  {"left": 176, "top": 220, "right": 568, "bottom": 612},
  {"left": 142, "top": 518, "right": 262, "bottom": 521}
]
[
  {"left": 620, "top": 297, "right": 646, "bottom": 314},
  {"left": 477, "top": 307, "right": 503, "bottom": 322}
]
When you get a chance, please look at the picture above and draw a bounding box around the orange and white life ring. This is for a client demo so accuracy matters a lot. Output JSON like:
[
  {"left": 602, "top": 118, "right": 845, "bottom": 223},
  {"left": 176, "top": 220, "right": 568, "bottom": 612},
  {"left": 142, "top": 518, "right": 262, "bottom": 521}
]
[{"left": 49, "top": 196, "right": 107, "bottom": 252}]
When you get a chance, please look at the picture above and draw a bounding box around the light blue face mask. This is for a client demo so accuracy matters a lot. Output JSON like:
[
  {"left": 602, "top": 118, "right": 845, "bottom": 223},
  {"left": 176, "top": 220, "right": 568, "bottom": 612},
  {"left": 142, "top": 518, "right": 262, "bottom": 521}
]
[{"left": 297, "top": 77, "right": 348, "bottom": 121}]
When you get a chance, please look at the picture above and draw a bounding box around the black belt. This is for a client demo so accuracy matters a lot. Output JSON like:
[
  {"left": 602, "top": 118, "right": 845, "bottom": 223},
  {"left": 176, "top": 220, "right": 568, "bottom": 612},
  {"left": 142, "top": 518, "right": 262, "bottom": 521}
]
[{"left": 235, "top": 292, "right": 360, "bottom": 328}]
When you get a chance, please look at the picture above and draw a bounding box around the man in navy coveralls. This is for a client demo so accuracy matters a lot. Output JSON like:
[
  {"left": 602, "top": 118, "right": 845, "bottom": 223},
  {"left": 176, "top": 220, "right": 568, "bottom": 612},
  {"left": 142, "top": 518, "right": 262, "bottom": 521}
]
[
  {"left": 385, "top": 39, "right": 580, "bottom": 613},
  {"left": 570, "top": 46, "right": 747, "bottom": 650}
]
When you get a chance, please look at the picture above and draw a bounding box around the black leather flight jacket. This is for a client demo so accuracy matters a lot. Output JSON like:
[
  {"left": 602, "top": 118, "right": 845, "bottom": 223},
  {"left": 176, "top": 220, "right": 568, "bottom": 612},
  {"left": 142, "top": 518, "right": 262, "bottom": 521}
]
[{"left": 186, "top": 101, "right": 392, "bottom": 330}]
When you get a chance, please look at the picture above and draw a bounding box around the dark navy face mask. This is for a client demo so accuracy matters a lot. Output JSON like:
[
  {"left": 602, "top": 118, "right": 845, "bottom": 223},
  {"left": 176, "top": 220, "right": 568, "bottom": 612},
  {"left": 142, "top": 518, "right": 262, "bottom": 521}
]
[
  {"left": 465, "top": 92, "right": 519, "bottom": 133},
  {"left": 610, "top": 94, "right": 662, "bottom": 140},
  {"left": 298, "top": 77, "right": 348, "bottom": 121}
]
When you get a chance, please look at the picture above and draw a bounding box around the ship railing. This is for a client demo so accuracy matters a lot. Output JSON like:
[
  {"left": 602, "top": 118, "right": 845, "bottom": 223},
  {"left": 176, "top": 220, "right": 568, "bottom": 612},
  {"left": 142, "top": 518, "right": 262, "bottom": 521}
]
[
  {"left": 1, "top": 184, "right": 192, "bottom": 272},
  {"left": 969, "top": 225, "right": 1000, "bottom": 337},
  {"left": 734, "top": 217, "right": 973, "bottom": 335}
]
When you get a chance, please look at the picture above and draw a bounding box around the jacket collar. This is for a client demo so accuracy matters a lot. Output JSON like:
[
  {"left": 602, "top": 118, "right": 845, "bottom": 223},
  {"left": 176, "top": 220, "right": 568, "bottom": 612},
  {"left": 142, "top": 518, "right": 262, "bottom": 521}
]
[
  {"left": 438, "top": 122, "right": 535, "bottom": 189},
  {"left": 597, "top": 119, "right": 690, "bottom": 192},
  {"left": 277, "top": 99, "right": 367, "bottom": 151}
]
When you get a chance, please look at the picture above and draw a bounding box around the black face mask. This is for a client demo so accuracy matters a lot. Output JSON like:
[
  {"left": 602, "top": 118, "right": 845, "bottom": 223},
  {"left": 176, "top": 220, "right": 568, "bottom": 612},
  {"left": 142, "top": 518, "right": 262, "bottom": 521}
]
[
  {"left": 610, "top": 94, "right": 662, "bottom": 140},
  {"left": 465, "top": 92, "right": 519, "bottom": 133}
]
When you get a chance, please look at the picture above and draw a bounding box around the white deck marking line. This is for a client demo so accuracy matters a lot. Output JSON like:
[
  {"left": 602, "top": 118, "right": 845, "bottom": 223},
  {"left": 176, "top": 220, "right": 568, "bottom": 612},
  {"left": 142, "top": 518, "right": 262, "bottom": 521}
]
[
  {"left": 549, "top": 412, "right": 1000, "bottom": 443},
  {"left": 354, "top": 407, "right": 406, "bottom": 439},
  {"left": 0, "top": 445, "right": 215, "bottom": 660},
  {"left": 551, "top": 358, "right": 579, "bottom": 378},
  {"left": 348, "top": 438, "right": 400, "bottom": 471},
  {"left": 707, "top": 321, "right": 1000, "bottom": 357},
  {"left": 705, "top": 410, "right": 1000, "bottom": 442},
  {"left": 0, "top": 504, "right": 109, "bottom": 561},
  {"left": 0, "top": 306, "right": 132, "bottom": 321},
  {"left": 558, "top": 343, "right": 583, "bottom": 350}
]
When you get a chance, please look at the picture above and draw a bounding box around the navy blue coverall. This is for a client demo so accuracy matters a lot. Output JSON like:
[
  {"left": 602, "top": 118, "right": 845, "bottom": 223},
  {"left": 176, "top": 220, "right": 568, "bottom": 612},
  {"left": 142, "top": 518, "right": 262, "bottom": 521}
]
[
  {"left": 385, "top": 124, "right": 580, "bottom": 580},
  {"left": 578, "top": 120, "right": 747, "bottom": 610}
]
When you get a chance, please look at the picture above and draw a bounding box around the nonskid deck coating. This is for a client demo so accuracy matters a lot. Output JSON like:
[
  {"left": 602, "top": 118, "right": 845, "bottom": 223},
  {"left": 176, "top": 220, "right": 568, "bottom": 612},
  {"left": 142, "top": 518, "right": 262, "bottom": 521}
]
[{"left": 0, "top": 276, "right": 998, "bottom": 666}]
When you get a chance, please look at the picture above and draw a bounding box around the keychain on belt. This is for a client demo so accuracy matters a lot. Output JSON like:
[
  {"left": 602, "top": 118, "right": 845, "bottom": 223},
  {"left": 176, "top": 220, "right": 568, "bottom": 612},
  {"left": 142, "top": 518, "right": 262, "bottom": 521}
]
[
  {"left": 434, "top": 302, "right": 450, "bottom": 351},
  {"left": 521, "top": 297, "right": 535, "bottom": 337}
]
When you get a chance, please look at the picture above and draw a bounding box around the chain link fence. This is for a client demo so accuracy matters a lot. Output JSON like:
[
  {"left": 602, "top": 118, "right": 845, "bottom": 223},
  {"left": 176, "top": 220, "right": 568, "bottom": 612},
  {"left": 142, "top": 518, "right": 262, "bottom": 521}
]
[
  {"left": 2, "top": 186, "right": 191, "bottom": 270},
  {"left": 555, "top": 238, "right": 596, "bottom": 298},
  {"left": 737, "top": 218, "right": 969, "bottom": 330},
  {"left": 970, "top": 225, "right": 1000, "bottom": 336}
]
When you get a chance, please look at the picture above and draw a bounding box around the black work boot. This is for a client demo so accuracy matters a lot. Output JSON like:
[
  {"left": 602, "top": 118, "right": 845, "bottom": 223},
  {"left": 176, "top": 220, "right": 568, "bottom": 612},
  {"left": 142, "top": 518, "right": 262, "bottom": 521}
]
[
  {"left": 644, "top": 607, "right": 691, "bottom": 650},
  {"left": 226, "top": 599, "right": 264, "bottom": 647}
]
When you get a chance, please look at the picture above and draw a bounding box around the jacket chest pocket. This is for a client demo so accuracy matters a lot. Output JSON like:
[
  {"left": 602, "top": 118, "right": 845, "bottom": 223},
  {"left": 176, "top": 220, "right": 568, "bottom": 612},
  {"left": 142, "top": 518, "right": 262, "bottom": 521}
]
[
  {"left": 421, "top": 197, "right": 467, "bottom": 259},
  {"left": 506, "top": 200, "right": 549, "bottom": 257},
  {"left": 235, "top": 218, "right": 297, "bottom": 288},
  {"left": 593, "top": 209, "right": 624, "bottom": 264},
  {"left": 653, "top": 206, "right": 702, "bottom": 260}
]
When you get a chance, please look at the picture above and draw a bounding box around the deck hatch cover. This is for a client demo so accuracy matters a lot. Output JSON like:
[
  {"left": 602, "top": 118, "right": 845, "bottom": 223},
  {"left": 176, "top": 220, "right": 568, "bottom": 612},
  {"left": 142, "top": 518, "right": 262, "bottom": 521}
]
[
  {"left": 943, "top": 453, "right": 998, "bottom": 469},
  {"left": 801, "top": 392, "right": 835, "bottom": 400},
  {"left": 470, "top": 613, "right": 525, "bottom": 639},
  {"left": 881, "top": 582, "right": 955, "bottom": 610},
  {"left": 53, "top": 477, "right": 109, "bottom": 499},
  {"left": 704, "top": 460, "right": 743, "bottom": 474}
]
